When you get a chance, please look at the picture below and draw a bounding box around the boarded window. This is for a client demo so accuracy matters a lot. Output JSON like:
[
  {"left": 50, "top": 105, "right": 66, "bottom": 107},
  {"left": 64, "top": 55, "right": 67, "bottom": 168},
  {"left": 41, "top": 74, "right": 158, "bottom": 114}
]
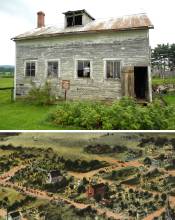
[
  {"left": 67, "top": 14, "right": 82, "bottom": 27},
  {"left": 106, "top": 61, "right": 120, "bottom": 79},
  {"left": 47, "top": 61, "right": 59, "bottom": 77},
  {"left": 25, "top": 62, "right": 36, "bottom": 77},
  {"left": 77, "top": 60, "right": 91, "bottom": 78}
]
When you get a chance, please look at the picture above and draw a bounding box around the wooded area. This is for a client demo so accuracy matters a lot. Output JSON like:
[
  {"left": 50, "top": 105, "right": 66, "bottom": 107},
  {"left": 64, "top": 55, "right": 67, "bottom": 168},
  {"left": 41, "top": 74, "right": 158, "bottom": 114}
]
[
  {"left": 152, "top": 43, "right": 175, "bottom": 78},
  {"left": 0, "top": 66, "right": 14, "bottom": 76}
]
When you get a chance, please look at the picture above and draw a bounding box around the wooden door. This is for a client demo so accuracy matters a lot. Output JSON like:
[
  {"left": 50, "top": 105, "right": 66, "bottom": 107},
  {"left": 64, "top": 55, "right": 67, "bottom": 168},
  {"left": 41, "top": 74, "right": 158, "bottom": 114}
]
[{"left": 121, "top": 66, "right": 135, "bottom": 98}]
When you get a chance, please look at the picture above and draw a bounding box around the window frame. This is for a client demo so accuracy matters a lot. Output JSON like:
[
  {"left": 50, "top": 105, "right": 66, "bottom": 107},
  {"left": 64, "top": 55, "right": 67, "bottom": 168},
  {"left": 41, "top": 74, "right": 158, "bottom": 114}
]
[
  {"left": 75, "top": 59, "right": 93, "bottom": 79},
  {"left": 24, "top": 60, "right": 37, "bottom": 77},
  {"left": 103, "top": 58, "right": 121, "bottom": 80},
  {"left": 66, "top": 14, "right": 83, "bottom": 27},
  {"left": 46, "top": 59, "right": 60, "bottom": 78}
]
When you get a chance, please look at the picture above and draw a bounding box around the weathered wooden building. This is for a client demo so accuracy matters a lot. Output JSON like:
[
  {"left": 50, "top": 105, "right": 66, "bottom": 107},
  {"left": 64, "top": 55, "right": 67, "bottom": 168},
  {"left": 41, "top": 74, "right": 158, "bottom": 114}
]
[{"left": 13, "top": 9, "right": 154, "bottom": 101}]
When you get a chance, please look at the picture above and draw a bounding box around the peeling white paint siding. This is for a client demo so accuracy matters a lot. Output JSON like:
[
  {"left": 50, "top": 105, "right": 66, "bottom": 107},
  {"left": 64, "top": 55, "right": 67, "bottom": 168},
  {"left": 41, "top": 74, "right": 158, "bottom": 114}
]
[{"left": 15, "top": 29, "right": 151, "bottom": 100}]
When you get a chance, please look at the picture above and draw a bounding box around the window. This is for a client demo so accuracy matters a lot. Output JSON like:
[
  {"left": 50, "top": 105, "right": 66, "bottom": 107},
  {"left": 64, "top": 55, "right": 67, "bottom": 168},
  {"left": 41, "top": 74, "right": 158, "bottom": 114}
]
[
  {"left": 75, "top": 15, "right": 82, "bottom": 25},
  {"left": 106, "top": 60, "right": 120, "bottom": 79},
  {"left": 47, "top": 61, "right": 59, "bottom": 77},
  {"left": 25, "top": 62, "right": 36, "bottom": 77},
  {"left": 67, "top": 14, "right": 82, "bottom": 27},
  {"left": 67, "top": 16, "right": 73, "bottom": 27},
  {"left": 77, "top": 60, "right": 91, "bottom": 78}
]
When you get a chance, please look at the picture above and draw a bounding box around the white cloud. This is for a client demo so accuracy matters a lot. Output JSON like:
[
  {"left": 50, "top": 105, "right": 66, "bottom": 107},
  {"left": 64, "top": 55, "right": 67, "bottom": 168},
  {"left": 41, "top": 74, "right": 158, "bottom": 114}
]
[{"left": 0, "top": 0, "right": 175, "bottom": 64}]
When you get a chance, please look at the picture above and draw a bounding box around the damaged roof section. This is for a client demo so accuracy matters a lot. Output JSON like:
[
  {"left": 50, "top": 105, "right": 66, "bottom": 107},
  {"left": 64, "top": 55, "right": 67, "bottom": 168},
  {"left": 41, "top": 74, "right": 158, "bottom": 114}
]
[{"left": 13, "top": 13, "right": 154, "bottom": 41}]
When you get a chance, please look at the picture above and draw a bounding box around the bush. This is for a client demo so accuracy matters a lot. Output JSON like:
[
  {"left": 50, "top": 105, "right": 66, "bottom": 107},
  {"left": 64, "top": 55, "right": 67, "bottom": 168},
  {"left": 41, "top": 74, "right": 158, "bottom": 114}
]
[
  {"left": 26, "top": 81, "right": 56, "bottom": 105},
  {"left": 48, "top": 97, "right": 175, "bottom": 129},
  {"left": 121, "top": 176, "right": 140, "bottom": 185},
  {"left": 143, "top": 157, "right": 152, "bottom": 166},
  {"left": 106, "top": 166, "right": 138, "bottom": 180}
]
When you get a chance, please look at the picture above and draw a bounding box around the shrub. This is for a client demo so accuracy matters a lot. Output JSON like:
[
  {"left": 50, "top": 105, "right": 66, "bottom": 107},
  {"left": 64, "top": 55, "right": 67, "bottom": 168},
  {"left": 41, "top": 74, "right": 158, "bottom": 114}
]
[
  {"left": 106, "top": 166, "right": 138, "bottom": 180},
  {"left": 121, "top": 176, "right": 140, "bottom": 185},
  {"left": 143, "top": 157, "right": 152, "bottom": 166},
  {"left": 26, "top": 81, "right": 56, "bottom": 105},
  {"left": 48, "top": 97, "right": 175, "bottom": 130}
]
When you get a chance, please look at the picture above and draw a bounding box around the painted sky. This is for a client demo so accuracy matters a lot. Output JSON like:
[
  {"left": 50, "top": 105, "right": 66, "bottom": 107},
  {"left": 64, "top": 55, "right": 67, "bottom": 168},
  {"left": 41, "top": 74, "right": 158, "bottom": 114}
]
[{"left": 0, "top": 0, "right": 175, "bottom": 65}]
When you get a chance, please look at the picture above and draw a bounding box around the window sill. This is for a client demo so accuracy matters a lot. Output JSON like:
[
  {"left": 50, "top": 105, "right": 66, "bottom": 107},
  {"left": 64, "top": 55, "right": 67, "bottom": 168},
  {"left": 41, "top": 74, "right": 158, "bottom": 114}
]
[
  {"left": 105, "top": 78, "right": 121, "bottom": 81},
  {"left": 66, "top": 24, "right": 83, "bottom": 28},
  {"left": 47, "top": 77, "right": 59, "bottom": 79},
  {"left": 75, "top": 77, "right": 93, "bottom": 80}
]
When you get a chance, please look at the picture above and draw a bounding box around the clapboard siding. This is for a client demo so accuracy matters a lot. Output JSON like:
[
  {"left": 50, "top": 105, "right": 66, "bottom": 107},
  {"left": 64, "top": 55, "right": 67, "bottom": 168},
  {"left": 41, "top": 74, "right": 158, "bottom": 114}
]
[{"left": 16, "top": 29, "right": 150, "bottom": 100}]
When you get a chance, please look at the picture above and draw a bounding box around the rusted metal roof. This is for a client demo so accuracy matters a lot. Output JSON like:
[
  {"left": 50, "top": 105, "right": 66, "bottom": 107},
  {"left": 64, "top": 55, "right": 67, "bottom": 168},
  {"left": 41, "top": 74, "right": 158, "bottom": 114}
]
[{"left": 13, "top": 13, "right": 153, "bottom": 41}]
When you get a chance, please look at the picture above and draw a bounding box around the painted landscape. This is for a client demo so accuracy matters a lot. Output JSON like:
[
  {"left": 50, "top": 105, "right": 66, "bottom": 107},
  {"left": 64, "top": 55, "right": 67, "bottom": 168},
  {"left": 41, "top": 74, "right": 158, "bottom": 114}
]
[{"left": 0, "top": 133, "right": 175, "bottom": 220}]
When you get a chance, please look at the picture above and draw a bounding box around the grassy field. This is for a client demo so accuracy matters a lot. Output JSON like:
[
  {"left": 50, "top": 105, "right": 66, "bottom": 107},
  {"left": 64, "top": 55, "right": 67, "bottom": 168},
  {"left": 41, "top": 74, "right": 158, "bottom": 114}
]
[
  {"left": 0, "top": 133, "right": 135, "bottom": 161},
  {"left": 0, "top": 77, "right": 13, "bottom": 88},
  {"left": 2, "top": 132, "right": 175, "bottom": 161},
  {"left": 0, "top": 133, "right": 107, "bottom": 160},
  {"left": 0, "top": 77, "right": 175, "bottom": 130},
  {"left": 162, "top": 94, "right": 175, "bottom": 105},
  {"left": 152, "top": 77, "right": 175, "bottom": 85},
  {"left": 0, "top": 77, "right": 77, "bottom": 130}
]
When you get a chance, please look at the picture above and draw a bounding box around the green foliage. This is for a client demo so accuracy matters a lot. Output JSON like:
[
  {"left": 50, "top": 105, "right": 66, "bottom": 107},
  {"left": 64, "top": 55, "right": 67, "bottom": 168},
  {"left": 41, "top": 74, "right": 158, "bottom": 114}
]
[
  {"left": 105, "top": 166, "right": 138, "bottom": 181},
  {"left": 143, "top": 157, "right": 152, "bottom": 166},
  {"left": 8, "top": 196, "right": 36, "bottom": 212},
  {"left": 49, "top": 97, "right": 175, "bottom": 130},
  {"left": 85, "top": 144, "right": 127, "bottom": 154},
  {"left": 26, "top": 82, "right": 56, "bottom": 105},
  {"left": 152, "top": 43, "right": 175, "bottom": 70},
  {"left": 64, "top": 159, "right": 106, "bottom": 172},
  {"left": 152, "top": 77, "right": 175, "bottom": 86},
  {"left": 49, "top": 101, "right": 102, "bottom": 129},
  {"left": 0, "top": 65, "right": 15, "bottom": 74},
  {"left": 38, "top": 203, "right": 104, "bottom": 220}
]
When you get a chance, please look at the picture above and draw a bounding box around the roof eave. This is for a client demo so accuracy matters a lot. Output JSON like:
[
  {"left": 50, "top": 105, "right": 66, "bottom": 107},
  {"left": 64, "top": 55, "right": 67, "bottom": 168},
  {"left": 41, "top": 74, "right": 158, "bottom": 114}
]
[{"left": 12, "top": 26, "right": 153, "bottom": 42}]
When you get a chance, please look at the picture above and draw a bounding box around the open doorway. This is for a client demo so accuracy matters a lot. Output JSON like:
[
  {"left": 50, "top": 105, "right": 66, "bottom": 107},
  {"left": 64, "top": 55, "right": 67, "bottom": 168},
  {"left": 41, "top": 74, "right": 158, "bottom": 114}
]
[{"left": 134, "top": 66, "right": 148, "bottom": 100}]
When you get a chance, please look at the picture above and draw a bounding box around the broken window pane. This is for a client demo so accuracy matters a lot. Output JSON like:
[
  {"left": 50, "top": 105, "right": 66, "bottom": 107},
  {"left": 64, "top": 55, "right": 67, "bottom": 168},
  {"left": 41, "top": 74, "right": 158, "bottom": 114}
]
[
  {"left": 106, "top": 61, "right": 120, "bottom": 79},
  {"left": 48, "top": 61, "right": 58, "bottom": 77},
  {"left": 75, "top": 15, "right": 82, "bottom": 25},
  {"left": 25, "top": 62, "right": 36, "bottom": 77},
  {"left": 77, "top": 60, "right": 90, "bottom": 78},
  {"left": 67, "top": 15, "right": 82, "bottom": 27},
  {"left": 67, "top": 16, "right": 73, "bottom": 27}
]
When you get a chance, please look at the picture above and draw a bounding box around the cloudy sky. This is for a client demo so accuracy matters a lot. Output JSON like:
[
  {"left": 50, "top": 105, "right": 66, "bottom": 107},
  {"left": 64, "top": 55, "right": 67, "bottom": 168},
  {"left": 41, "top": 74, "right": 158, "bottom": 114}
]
[{"left": 0, "top": 0, "right": 174, "bottom": 65}]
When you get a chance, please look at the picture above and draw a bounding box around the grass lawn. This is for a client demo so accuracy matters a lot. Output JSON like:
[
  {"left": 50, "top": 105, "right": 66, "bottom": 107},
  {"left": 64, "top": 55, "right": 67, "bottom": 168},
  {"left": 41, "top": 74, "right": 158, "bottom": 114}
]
[
  {"left": 162, "top": 94, "right": 175, "bottom": 106},
  {"left": 0, "top": 77, "right": 13, "bottom": 88},
  {"left": 0, "top": 77, "right": 78, "bottom": 130},
  {"left": 0, "top": 100, "right": 60, "bottom": 130},
  {"left": 152, "top": 77, "right": 175, "bottom": 86}
]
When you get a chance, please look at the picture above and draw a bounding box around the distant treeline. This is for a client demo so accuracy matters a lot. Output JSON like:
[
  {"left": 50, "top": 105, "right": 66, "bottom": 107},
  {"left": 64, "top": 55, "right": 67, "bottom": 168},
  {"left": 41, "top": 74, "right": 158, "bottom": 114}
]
[{"left": 0, "top": 65, "right": 14, "bottom": 75}]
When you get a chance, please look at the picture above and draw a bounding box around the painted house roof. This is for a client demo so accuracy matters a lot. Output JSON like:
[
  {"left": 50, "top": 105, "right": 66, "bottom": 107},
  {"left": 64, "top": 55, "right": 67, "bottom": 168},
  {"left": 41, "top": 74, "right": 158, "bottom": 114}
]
[{"left": 13, "top": 13, "right": 153, "bottom": 41}]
